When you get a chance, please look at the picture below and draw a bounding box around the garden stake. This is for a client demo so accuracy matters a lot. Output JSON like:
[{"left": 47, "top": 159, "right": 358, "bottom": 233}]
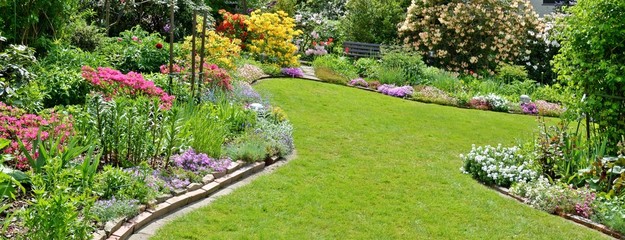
[
  {"left": 168, "top": 0, "right": 175, "bottom": 94},
  {"left": 198, "top": 11, "right": 208, "bottom": 99},
  {"left": 190, "top": 11, "right": 197, "bottom": 98}
]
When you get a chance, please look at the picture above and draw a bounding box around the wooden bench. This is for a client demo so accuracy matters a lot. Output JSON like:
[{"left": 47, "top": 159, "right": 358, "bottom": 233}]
[{"left": 343, "top": 41, "right": 381, "bottom": 58}]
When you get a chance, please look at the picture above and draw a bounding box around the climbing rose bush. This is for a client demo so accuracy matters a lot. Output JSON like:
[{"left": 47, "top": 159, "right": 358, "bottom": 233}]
[
  {"left": 246, "top": 10, "right": 303, "bottom": 67},
  {"left": 399, "top": 0, "right": 541, "bottom": 74},
  {"left": 81, "top": 66, "right": 174, "bottom": 109}
]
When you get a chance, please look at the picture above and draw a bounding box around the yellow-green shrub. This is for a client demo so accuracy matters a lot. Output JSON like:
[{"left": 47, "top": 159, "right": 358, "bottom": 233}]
[
  {"left": 182, "top": 18, "right": 241, "bottom": 70},
  {"left": 246, "top": 10, "right": 302, "bottom": 67}
]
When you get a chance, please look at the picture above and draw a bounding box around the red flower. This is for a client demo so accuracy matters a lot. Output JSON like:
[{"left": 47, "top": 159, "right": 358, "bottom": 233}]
[
  {"left": 313, "top": 41, "right": 317, "bottom": 46},
  {"left": 345, "top": 47, "right": 350, "bottom": 53},
  {"left": 156, "top": 43, "right": 163, "bottom": 49},
  {"left": 328, "top": 38, "right": 333, "bottom": 43}
]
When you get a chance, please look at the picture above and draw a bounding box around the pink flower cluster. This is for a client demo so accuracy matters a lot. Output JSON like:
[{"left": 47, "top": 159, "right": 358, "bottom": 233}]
[
  {"left": 82, "top": 66, "right": 175, "bottom": 109},
  {"left": 159, "top": 64, "right": 184, "bottom": 75},
  {"left": 202, "top": 63, "right": 233, "bottom": 91},
  {"left": 469, "top": 96, "right": 490, "bottom": 110},
  {"left": 0, "top": 102, "right": 73, "bottom": 170},
  {"left": 535, "top": 100, "right": 565, "bottom": 117},
  {"left": 348, "top": 78, "right": 369, "bottom": 88}
]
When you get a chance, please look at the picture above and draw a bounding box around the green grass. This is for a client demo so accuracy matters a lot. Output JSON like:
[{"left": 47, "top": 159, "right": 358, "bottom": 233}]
[{"left": 151, "top": 79, "right": 609, "bottom": 239}]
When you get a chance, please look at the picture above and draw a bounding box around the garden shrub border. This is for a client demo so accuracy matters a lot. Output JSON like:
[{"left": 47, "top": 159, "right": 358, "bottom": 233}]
[{"left": 92, "top": 154, "right": 292, "bottom": 240}]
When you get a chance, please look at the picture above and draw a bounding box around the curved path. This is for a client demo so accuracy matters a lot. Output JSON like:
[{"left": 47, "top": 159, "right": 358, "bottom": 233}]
[{"left": 144, "top": 79, "right": 609, "bottom": 239}]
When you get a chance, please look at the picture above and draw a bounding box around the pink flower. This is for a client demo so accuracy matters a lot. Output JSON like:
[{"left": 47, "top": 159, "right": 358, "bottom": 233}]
[{"left": 132, "top": 36, "right": 139, "bottom": 41}]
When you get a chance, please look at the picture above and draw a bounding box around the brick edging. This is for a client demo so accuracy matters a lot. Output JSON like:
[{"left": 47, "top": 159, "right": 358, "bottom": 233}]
[{"left": 93, "top": 159, "right": 276, "bottom": 240}]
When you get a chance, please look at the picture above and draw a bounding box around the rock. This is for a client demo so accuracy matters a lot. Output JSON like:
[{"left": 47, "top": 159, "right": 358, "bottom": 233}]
[
  {"left": 520, "top": 95, "right": 531, "bottom": 103},
  {"left": 202, "top": 174, "right": 215, "bottom": 184}
]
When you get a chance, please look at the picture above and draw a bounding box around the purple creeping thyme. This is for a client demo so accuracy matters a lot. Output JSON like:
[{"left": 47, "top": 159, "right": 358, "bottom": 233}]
[
  {"left": 281, "top": 67, "right": 304, "bottom": 78},
  {"left": 172, "top": 149, "right": 232, "bottom": 173},
  {"left": 377, "top": 84, "right": 414, "bottom": 98}
]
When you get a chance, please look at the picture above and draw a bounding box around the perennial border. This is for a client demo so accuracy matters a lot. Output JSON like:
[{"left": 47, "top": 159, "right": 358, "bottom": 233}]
[{"left": 93, "top": 155, "right": 291, "bottom": 240}]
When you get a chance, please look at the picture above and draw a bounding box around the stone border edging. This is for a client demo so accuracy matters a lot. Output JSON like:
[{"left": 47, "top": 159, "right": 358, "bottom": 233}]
[
  {"left": 92, "top": 153, "right": 294, "bottom": 240},
  {"left": 489, "top": 185, "right": 623, "bottom": 239}
]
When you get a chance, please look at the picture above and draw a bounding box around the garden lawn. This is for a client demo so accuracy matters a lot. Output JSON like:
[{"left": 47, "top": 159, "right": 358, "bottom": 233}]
[{"left": 151, "top": 79, "right": 609, "bottom": 239}]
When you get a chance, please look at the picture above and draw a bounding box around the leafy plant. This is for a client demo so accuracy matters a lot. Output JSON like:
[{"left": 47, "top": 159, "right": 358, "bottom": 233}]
[
  {"left": 312, "top": 54, "right": 358, "bottom": 80},
  {"left": 91, "top": 197, "right": 140, "bottom": 224},
  {"left": 552, "top": 0, "right": 625, "bottom": 153},
  {"left": 379, "top": 50, "right": 426, "bottom": 85},
  {"left": 225, "top": 134, "right": 268, "bottom": 163}
]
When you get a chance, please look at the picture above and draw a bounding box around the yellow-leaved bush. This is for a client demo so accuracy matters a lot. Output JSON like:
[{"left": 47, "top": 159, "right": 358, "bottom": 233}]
[
  {"left": 182, "top": 17, "right": 241, "bottom": 70},
  {"left": 246, "top": 10, "right": 302, "bottom": 67},
  {"left": 399, "top": 0, "right": 542, "bottom": 75}
]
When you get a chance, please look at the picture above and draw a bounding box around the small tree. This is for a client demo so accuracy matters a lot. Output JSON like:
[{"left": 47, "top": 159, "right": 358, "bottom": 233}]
[{"left": 552, "top": 0, "right": 625, "bottom": 153}]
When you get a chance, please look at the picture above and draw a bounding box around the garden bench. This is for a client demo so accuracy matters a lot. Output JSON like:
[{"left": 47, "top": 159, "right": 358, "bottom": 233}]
[{"left": 343, "top": 41, "right": 382, "bottom": 58}]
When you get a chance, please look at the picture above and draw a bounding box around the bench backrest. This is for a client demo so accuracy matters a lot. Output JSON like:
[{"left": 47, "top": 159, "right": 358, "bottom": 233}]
[{"left": 343, "top": 41, "right": 381, "bottom": 58}]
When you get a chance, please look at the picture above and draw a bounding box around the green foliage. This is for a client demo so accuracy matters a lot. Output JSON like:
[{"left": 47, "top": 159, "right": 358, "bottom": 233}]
[
  {"left": 98, "top": 26, "right": 169, "bottom": 73},
  {"left": 312, "top": 54, "right": 357, "bottom": 80},
  {"left": 91, "top": 198, "right": 140, "bottom": 224},
  {"left": 36, "top": 68, "right": 90, "bottom": 108},
  {"left": 0, "top": 0, "right": 82, "bottom": 51},
  {"left": 376, "top": 67, "right": 407, "bottom": 86},
  {"left": 94, "top": 165, "right": 156, "bottom": 204},
  {"left": 552, "top": 0, "right": 625, "bottom": 153},
  {"left": 41, "top": 45, "right": 108, "bottom": 69},
  {"left": 68, "top": 21, "right": 105, "bottom": 52},
  {"left": 177, "top": 102, "right": 228, "bottom": 158},
  {"left": 341, "top": 0, "right": 410, "bottom": 43},
  {"left": 19, "top": 136, "right": 98, "bottom": 240},
  {"left": 592, "top": 197, "right": 625, "bottom": 233},
  {"left": 272, "top": 0, "right": 297, "bottom": 16},
  {"left": 379, "top": 50, "right": 425, "bottom": 85},
  {"left": 353, "top": 58, "right": 379, "bottom": 78},
  {"left": 225, "top": 133, "right": 268, "bottom": 163},
  {"left": 88, "top": 0, "right": 210, "bottom": 40},
  {"left": 496, "top": 64, "right": 530, "bottom": 84},
  {"left": 0, "top": 43, "right": 37, "bottom": 102},
  {"left": 259, "top": 63, "right": 282, "bottom": 76},
  {"left": 80, "top": 95, "right": 181, "bottom": 166}
]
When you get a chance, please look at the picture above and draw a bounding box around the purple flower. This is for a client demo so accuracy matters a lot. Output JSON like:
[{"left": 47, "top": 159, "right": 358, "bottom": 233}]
[
  {"left": 377, "top": 84, "right": 413, "bottom": 98},
  {"left": 171, "top": 149, "right": 232, "bottom": 173},
  {"left": 521, "top": 102, "right": 538, "bottom": 115},
  {"left": 164, "top": 24, "right": 171, "bottom": 33},
  {"left": 281, "top": 68, "right": 304, "bottom": 78}
]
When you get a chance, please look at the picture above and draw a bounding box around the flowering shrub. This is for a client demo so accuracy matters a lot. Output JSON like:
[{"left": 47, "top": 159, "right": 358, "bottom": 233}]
[
  {"left": 470, "top": 94, "right": 509, "bottom": 112},
  {"left": 0, "top": 102, "right": 73, "bottom": 169},
  {"left": 348, "top": 78, "right": 369, "bottom": 88},
  {"left": 521, "top": 102, "right": 538, "bottom": 115},
  {"left": 304, "top": 38, "right": 333, "bottom": 56},
  {"left": 235, "top": 64, "right": 266, "bottom": 83},
  {"left": 377, "top": 84, "right": 414, "bottom": 98},
  {"left": 469, "top": 96, "right": 490, "bottom": 110},
  {"left": 460, "top": 144, "right": 538, "bottom": 187},
  {"left": 510, "top": 177, "right": 596, "bottom": 217},
  {"left": 535, "top": 100, "right": 564, "bottom": 117},
  {"left": 412, "top": 86, "right": 458, "bottom": 106},
  {"left": 399, "top": 0, "right": 541, "bottom": 74},
  {"left": 81, "top": 66, "right": 174, "bottom": 109},
  {"left": 215, "top": 10, "right": 249, "bottom": 49},
  {"left": 281, "top": 67, "right": 304, "bottom": 78},
  {"left": 246, "top": 10, "right": 303, "bottom": 66},
  {"left": 172, "top": 149, "right": 232, "bottom": 174},
  {"left": 202, "top": 63, "right": 233, "bottom": 91},
  {"left": 182, "top": 28, "right": 241, "bottom": 70}
]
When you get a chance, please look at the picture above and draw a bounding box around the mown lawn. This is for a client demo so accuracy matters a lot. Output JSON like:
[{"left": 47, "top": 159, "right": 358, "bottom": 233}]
[{"left": 151, "top": 79, "right": 608, "bottom": 239}]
